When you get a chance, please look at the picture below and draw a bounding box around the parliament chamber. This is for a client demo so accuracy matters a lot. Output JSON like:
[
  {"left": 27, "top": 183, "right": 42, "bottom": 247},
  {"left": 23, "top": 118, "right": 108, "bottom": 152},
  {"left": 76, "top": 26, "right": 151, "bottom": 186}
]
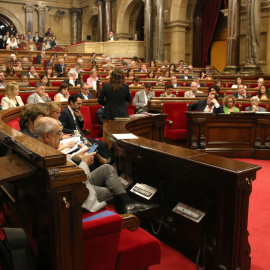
[{"left": 1, "top": 0, "right": 270, "bottom": 269}]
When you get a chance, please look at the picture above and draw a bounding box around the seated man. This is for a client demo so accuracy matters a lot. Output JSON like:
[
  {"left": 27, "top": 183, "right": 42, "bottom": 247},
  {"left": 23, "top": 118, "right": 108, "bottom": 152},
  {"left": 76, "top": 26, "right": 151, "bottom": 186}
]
[
  {"left": 188, "top": 76, "right": 205, "bottom": 88},
  {"left": 233, "top": 84, "right": 251, "bottom": 99},
  {"left": 129, "top": 76, "right": 142, "bottom": 87},
  {"left": 161, "top": 60, "right": 169, "bottom": 69},
  {"left": 122, "top": 62, "right": 128, "bottom": 73},
  {"left": 55, "top": 58, "right": 66, "bottom": 77},
  {"left": 79, "top": 82, "right": 93, "bottom": 100},
  {"left": 245, "top": 96, "right": 266, "bottom": 112},
  {"left": 69, "top": 62, "right": 84, "bottom": 79},
  {"left": 171, "top": 75, "right": 181, "bottom": 87},
  {"left": 27, "top": 82, "right": 51, "bottom": 103},
  {"left": 188, "top": 93, "right": 224, "bottom": 114},
  {"left": 133, "top": 82, "right": 155, "bottom": 113},
  {"left": 25, "top": 39, "right": 37, "bottom": 51},
  {"left": 177, "top": 60, "right": 185, "bottom": 69},
  {"left": 178, "top": 68, "right": 193, "bottom": 80},
  {"left": 184, "top": 82, "right": 203, "bottom": 98},
  {"left": 139, "top": 64, "right": 147, "bottom": 73},
  {"left": 36, "top": 51, "right": 46, "bottom": 65},
  {"left": 45, "top": 54, "right": 55, "bottom": 68},
  {"left": 18, "top": 73, "right": 30, "bottom": 87},
  {"left": 34, "top": 117, "right": 157, "bottom": 214},
  {"left": 63, "top": 71, "right": 81, "bottom": 87},
  {"left": 59, "top": 93, "right": 110, "bottom": 160}
]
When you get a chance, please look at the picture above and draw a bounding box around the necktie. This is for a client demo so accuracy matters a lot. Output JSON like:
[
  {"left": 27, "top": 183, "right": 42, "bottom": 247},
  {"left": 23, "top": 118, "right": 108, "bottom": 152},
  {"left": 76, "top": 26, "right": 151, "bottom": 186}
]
[
  {"left": 208, "top": 106, "right": 212, "bottom": 112},
  {"left": 74, "top": 116, "right": 84, "bottom": 136}
]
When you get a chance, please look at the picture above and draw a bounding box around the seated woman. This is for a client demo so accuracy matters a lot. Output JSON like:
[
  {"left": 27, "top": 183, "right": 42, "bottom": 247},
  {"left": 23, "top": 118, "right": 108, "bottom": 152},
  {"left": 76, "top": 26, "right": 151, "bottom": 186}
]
[
  {"left": 40, "top": 75, "right": 51, "bottom": 87},
  {"left": 245, "top": 96, "right": 266, "bottom": 112},
  {"left": 4, "top": 66, "right": 16, "bottom": 78},
  {"left": 127, "top": 68, "right": 135, "bottom": 79},
  {"left": 160, "top": 84, "right": 176, "bottom": 97},
  {"left": 258, "top": 84, "right": 269, "bottom": 100},
  {"left": 129, "top": 76, "right": 142, "bottom": 87},
  {"left": 27, "top": 65, "right": 39, "bottom": 78},
  {"left": 148, "top": 70, "right": 156, "bottom": 79},
  {"left": 19, "top": 103, "right": 48, "bottom": 137},
  {"left": 162, "top": 69, "right": 170, "bottom": 79},
  {"left": 222, "top": 94, "right": 240, "bottom": 114},
  {"left": 1, "top": 81, "right": 24, "bottom": 110},
  {"left": 169, "top": 63, "right": 177, "bottom": 73},
  {"left": 91, "top": 64, "right": 99, "bottom": 71},
  {"left": 54, "top": 83, "right": 70, "bottom": 102},
  {"left": 46, "top": 65, "right": 57, "bottom": 78},
  {"left": 150, "top": 60, "right": 156, "bottom": 68},
  {"left": 87, "top": 70, "right": 99, "bottom": 92},
  {"left": 255, "top": 78, "right": 264, "bottom": 89},
  {"left": 231, "top": 76, "right": 247, "bottom": 89},
  {"left": 200, "top": 69, "right": 212, "bottom": 80},
  {"left": 156, "top": 76, "right": 165, "bottom": 87}
]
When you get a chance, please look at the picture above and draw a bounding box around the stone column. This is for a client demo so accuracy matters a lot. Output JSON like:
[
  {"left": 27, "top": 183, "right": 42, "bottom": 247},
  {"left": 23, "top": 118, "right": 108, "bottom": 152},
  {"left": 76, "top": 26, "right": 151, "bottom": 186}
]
[
  {"left": 104, "top": 0, "right": 113, "bottom": 41},
  {"left": 241, "top": 0, "right": 263, "bottom": 74},
  {"left": 144, "top": 0, "right": 153, "bottom": 62},
  {"left": 36, "top": 4, "right": 47, "bottom": 37},
  {"left": 154, "top": 0, "right": 164, "bottom": 62},
  {"left": 97, "top": 0, "right": 104, "bottom": 42},
  {"left": 24, "top": 4, "right": 34, "bottom": 33},
  {"left": 70, "top": 8, "right": 82, "bottom": 44},
  {"left": 221, "top": 0, "right": 241, "bottom": 74}
]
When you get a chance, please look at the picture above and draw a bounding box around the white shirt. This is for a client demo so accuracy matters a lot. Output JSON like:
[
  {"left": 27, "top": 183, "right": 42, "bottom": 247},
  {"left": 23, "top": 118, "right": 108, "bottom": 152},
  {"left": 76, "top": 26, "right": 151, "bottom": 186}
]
[
  {"left": 204, "top": 102, "right": 220, "bottom": 112},
  {"left": 144, "top": 91, "right": 150, "bottom": 105},
  {"left": 54, "top": 93, "right": 68, "bottom": 102}
]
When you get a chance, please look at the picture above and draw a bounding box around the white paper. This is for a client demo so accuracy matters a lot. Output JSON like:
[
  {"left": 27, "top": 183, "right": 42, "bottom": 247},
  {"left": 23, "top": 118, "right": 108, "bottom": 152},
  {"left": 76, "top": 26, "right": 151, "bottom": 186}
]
[
  {"left": 112, "top": 133, "right": 138, "bottom": 140},
  {"left": 70, "top": 145, "right": 88, "bottom": 157},
  {"left": 61, "top": 141, "right": 83, "bottom": 154}
]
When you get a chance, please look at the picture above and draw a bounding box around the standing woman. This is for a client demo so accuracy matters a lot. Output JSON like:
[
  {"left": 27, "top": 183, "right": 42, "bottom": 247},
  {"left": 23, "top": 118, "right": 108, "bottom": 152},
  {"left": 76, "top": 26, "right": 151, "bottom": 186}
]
[
  {"left": 98, "top": 68, "right": 131, "bottom": 145},
  {"left": 1, "top": 81, "right": 24, "bottom": 110}
]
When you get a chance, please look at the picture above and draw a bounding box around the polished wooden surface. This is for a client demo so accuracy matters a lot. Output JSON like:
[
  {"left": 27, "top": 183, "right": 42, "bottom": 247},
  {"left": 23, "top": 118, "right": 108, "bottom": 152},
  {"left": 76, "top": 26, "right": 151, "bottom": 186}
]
[
  {"left": 106, "top": 115, "right": 260, "bottom": 270},
  {"left": 186, "top": 112, "right": 270, "bottom": 159}
]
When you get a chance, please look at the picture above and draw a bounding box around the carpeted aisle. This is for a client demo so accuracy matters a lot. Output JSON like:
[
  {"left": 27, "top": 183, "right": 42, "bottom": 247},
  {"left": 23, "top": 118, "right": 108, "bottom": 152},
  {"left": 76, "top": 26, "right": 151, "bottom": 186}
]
[{"left": 151, "top": 159, "right": 270, "bottom": 270}]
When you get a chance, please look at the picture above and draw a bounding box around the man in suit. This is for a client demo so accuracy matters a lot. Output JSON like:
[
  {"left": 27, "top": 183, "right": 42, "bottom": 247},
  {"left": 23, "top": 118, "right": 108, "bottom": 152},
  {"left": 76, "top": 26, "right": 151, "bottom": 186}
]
[
  {"left": 188, "top": 77, "right": 205, "bottom": 88},
  {"left": 34, "top": 117, "right": 157, "bottom": 213},
  {"left": 108, "top": 31, "right": 116, "bottom": 41},
  {"left": 171, "top": 76, "right": 181, "bottom": 87},
  {"left": 133, "top": 82, "right": 155, "bottom": 113},
  {"left": 79, "top": 83, "right": 93, "bottom": 100},
  {"left": 55, "top": 58, "right": 66, "bottom": 77},
  {"left": 59, "top": 94, "right": 110, "bottom": 160},
  {"left": 188, "top": 93, "right": 224, "bottom": 114},
  {"left": 33, "top": 32, "right": 43, "bottom": 44},
  {"left": 25, "top": 39, "right": 37, "bottom": 51},
  {"left": 245, "top": 96, "right": 266, "bottom": 112},
  {"left": 62, "top": 71, "right": 81, "bottom": 87},
  {"left": 139, "top": 64, "right": 147, "bottom": 73},
  {"left": 45, "top": 55, "right": 55, "bottom": 68},
  {"left": 178, "top": 68, "right": 193, "bottom": 79},
  {"left": 27, "top": 82, "right": 51, "bottom": 104},
  {"left": 69, "top": 62, "right": 84, "bottom": 79},
  {"left": 184, "top": 82, "right": 203, "bottom": 98},
  {"left": 232, "top": 84, "right": 250, "bottom": 99},
  {"left": 36, "top": 51, "right": 46, "bottom": 65}
]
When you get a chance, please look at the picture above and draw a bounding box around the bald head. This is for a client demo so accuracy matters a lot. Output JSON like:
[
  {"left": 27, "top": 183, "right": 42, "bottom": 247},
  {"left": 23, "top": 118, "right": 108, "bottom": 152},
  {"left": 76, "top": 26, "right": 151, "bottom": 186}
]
[
  {"left": 34, "top": 117, "right": 62, "bottom": 149},
  {"left": 190, "top": 82, "right": 198, "bottom": 93}
]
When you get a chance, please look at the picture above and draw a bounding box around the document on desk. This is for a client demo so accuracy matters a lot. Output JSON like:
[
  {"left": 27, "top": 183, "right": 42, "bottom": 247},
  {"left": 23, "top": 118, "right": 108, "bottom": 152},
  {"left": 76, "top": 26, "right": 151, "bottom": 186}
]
[{"left": 112, "top": 133, "right": 138, "bottom": 140}]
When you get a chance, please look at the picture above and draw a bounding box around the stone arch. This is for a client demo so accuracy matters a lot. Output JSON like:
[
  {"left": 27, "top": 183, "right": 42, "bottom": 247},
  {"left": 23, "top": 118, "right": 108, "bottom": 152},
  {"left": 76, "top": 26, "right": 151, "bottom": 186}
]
[
  {"left": 0, "top": 7, "right": 24, "bottom": 34},
  {"left": 82, "top": 6, "right": 98, "bottom": 41},
  {"left": 116, "top": 0, "right": 144, "bottom": 34},
  {"left": 170, "top": 0, "right": 191, "bottom": 21}
]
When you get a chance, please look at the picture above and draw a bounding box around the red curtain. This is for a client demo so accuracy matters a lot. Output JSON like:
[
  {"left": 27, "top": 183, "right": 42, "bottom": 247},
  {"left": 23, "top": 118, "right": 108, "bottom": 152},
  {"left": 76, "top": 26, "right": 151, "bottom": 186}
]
[
  {"left": 224, "top": 0, "right": 228, "bottom": 9},
  {"left": 201, "top": 0, "right": 222, "bottom": 67}
]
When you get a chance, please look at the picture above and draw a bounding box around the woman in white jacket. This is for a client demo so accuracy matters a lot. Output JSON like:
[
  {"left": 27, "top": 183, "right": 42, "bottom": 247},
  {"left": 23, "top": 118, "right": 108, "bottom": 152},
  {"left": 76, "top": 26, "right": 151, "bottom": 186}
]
[{"left": 1, "top": 81, "right": 24, "bottom": 110}]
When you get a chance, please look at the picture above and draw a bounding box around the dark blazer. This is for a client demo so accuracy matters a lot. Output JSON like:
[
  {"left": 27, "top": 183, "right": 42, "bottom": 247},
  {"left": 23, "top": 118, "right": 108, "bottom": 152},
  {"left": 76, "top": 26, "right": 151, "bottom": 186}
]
[
  {"left": 232, "top": 93, "right": 251, "bottom": 99},
  {"left": 178, "top": 75, "right": 193, "bottom": 79},
  {"left": 188, "top": 100, "right": 224, "bottom": 114},
  {"left": 33, "top": 36, "right": 43, "bottom": 43},
  {"left": 79, "top": 92, "right": 93, "bottom": 100},
  {"left": 96, "top": 107, "right": 104, "bottom": 124},
  {"left": 45, "top": 60, "right": 54, "bottom": 68},
  {"left": 98, "top": 83, "right": 131, "bottom": 120},
  {"left": 55, "top": 63, "right": 66, "bottom": 77},
  {"left": 188, "top": 83, "right": 206, "bottom": 87},
  {"left": 59, "top": 107, "right": 84, "bottom": 134},
  {"left": 36, "top": 55, "right": 43, "bottom": 64},
  {"left": 20, "top": 128, "right": 34, "bottom": 138},
  {"left": 62, "top": 79, "right": 81, "bottom": 87}
]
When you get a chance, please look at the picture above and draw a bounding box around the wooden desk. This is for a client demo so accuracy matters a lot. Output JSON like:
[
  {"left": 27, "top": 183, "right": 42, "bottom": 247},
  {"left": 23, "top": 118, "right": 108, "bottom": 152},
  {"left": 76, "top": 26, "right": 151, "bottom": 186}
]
[
  {"left": 105, "top": 115, "right": 260, "bottom": 270},
  {"left": 186, "top": 112, "right": 270, "bottom": 159}
]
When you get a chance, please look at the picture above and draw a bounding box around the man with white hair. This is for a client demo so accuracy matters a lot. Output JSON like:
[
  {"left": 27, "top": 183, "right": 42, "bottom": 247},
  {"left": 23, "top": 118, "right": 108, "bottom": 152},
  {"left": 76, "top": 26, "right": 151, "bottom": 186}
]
[
  {"left": 69, "top": 62, "right": 84, "bottom": 79},
  {"left": 34, "top": 117, "right": 158, "bottom": 213},
  {"left": 62, "top": 71, "right": 81, "bottom": 87},
  {"left": 102, "top": 57, "right": 114, "bottom": 68},
  {"left": 55, "top": 58, "right": 66, "bottom": 77},
  {"left": 245, "top": 96, "right": 266, "bottom": 112}
]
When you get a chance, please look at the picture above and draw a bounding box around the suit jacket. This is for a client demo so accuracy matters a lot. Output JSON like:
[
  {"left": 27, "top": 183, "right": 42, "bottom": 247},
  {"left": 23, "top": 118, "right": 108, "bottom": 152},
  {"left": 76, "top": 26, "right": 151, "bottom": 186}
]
[
  {"left": 59, "top": 106, "right": 84, "bottom": 134},
  {"left": 187, "top": 83, "right": 206, "bottom": 87},
  {"left": 188, "top": 99, "right": 224, "bottom": 114},
  {"left": 55, "top": 63, "right": 66, "bottom": 77},
  {"left": 98, "top": 83, "right": 131, "bottom": 120},
  {"left": 232, "top": 93, "right": 251, "bottom": 99},
  {"left": 25, "top": 43, "right": 37, "bottom": 51},
  {"left": 27, "top": 92, "right": 51, "bottom": 104},
  {"left": 36, "top": 54, "right": 43, "bottom": 64},
  {"left": 33, "top": 36, "right": 43, "bottom": 43},
  {"left": 245, "top": 106, "right": 266, "bottom": 112},
  {"left": 173, "top": 83, "right": 182, "bottom": 87},
  {"left": 79, "top": 92, "right": 93, "bottom": 100},
  {"left": 133, "top": 90, "right": 155, "bottom": 108},
  {"left": 62, "top": 79, "right": 81, "bottom": 87},
  {"left": 178, "top": 75, "right": 193, "bottom": 79},
  {"left": 45, "top": 60, "right": 54, "bottom": 68},
  {"left": 1, "top": 96, "right": 24, "bottom": 110},
  {"left": 96, "top": 107, "right": 104, "bottom": 124}
]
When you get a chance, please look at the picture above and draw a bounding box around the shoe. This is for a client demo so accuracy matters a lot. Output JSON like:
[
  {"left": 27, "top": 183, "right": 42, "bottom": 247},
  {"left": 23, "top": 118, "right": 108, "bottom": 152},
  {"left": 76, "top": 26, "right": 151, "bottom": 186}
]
[{"left": 123, "top": 202, "right": 159, "bottom": 214}]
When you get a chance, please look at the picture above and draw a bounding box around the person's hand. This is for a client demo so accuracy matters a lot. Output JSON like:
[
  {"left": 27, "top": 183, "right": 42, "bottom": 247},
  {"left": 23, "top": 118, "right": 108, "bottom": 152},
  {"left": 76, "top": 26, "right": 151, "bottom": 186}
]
[
  {"left": 64, "top": 141, "right": 76, "bottom": 149},
  {"left": 43, "top": 93, "right": 50, "bottom": 99},
  {"left": 77, "top": 84, "right": 81, "bottom": 88},
  {"left": 252, "top": 105, "right": 258, "bottom": 111},
  {"left": 81, "top": 152, "right": 95, "bottom": 166},
  {"left": 78, "top": 143, "right": 85, "bottom": 149},
  {"left": 212, "top": 98, "right": 218, "bottom": 104},
  {"left": 73, "top": 130, "right": 80, "bottom": 135},
  {"left": 74, "top": 109, "right": 83, "bottom": 120}
]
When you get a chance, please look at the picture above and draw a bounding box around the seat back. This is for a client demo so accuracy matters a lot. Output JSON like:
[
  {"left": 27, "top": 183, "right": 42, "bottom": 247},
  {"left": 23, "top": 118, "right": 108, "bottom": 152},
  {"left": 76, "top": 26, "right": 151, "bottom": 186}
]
[
  {"left": 163, "top": 103, "right": 187, "bottom": 129},
  {"left": 80, "top": 106, "right": 94, "bottom": 136},
  {"left": 5, "top": 118, "right": 20, "bottom": 130}
]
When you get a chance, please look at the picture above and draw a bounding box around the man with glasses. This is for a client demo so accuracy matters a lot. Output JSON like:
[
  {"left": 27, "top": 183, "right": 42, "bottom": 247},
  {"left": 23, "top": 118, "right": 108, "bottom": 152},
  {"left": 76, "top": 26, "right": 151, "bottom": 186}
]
[
  {"left": 133, "top": 82, "right": 155, "bottom": 113},
  {"left": 79, "top": 83, "right": 93, "bottom": 100}
]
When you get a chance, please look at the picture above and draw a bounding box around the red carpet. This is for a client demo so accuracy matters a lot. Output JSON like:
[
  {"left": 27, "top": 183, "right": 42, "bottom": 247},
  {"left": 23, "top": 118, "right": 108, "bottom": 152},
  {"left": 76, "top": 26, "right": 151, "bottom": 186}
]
[{"left": 150, "top": 159, "right": 270, "bottom": 270}]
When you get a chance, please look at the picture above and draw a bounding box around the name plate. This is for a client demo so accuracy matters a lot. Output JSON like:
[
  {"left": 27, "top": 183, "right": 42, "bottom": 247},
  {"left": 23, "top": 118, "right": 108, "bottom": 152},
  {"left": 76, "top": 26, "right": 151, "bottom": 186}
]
[{"left": 130, "top": 183, "right": 157, "bottom": 200}]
